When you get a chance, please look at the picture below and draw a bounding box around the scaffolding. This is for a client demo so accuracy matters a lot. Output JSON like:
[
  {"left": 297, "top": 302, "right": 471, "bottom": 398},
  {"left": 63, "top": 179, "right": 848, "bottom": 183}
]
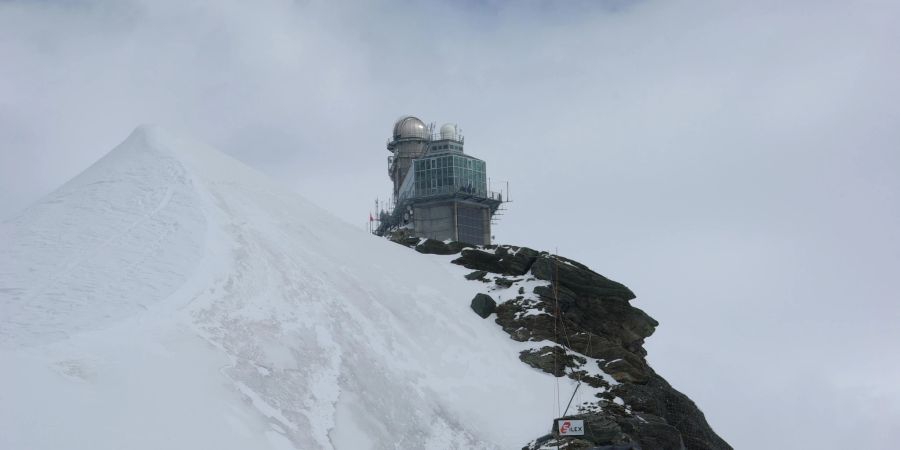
[{"left": 376, "top": 117, "right": 509, "bottom": 244}]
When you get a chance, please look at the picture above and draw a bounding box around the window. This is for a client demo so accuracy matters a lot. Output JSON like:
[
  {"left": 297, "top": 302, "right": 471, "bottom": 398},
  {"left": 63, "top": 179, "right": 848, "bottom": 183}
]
[{"left": 411, "top": 155, "right": 488, "bottom": 199}]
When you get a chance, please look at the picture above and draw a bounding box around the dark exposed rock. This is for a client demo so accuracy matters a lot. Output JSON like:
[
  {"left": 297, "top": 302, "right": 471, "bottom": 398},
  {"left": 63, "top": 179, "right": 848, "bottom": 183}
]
[
  {"left": 531, "top": 410, "right": 685, "bottom": 450},
  {"left": 532, "top": 284, "right": 656, "bottom": 354},
  {"left": 519, "top": 345, "right": 586, "bottom": 377},
  {"left": 465, "top": 270, "right": 488, "bottom": 281},
  {"left": 602, "top": 358, "right": 651, "bottom": 384},
  {"left": 451, "top": 246, "right": 540, "bottom": 276},
  {"left": 567, "top": 332, "right": 649, "bottom": 365},
  {"left": 612, "top": 375, "right": 731, "bottom": 450},
  {"left": 384, "top": 234, "right": 731, "bottom": 450},
  {"left": 569, "top": 370, "right": 611, "bottom": 390},
  {"left": 523, "top": 434, "right": 555, "bottom": 450},
  {"left": 494, "top": 277, "right": 519, "bottom": 288},
  {"left": 414, "top": 238, "right": 468, "bottom": 255},
  {"left": 387, "top": 229, "right": 420, "bottom": 248},
  {"left": 531, "top": 255, "right": 636, "bottom": 301},
  {"left": 496, "top": 286, "right": 654, "bottom": 366},
  {"left": 617, "top": 413, "right": 686, "bottom": 450},
  {"left": 470, "top": 293, "right": 497, "bottom": 318},
  {"left": 489, "top": 269, "right": 728, "bottom": 448},
  {"left": 494, "top": 298, "right": 554, "bottom": 342}
]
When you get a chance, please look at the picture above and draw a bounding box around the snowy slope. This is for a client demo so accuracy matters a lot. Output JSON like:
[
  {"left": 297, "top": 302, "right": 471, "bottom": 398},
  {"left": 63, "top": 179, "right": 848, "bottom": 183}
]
[{"left": 0, "top": 126, "right": 572, "bottom": 450}]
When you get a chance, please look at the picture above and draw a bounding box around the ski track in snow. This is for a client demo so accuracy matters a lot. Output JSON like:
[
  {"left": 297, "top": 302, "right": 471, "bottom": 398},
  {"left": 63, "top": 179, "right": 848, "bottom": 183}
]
[{"left": 0, "top": 126, "right": 578, "bottom": 450}]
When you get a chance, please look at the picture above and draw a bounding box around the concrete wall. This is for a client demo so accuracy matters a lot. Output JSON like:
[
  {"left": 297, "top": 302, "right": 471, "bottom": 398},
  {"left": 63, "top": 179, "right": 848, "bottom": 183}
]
[
  {"left": 412, "top": 200, "right": 492, "bottom": 245},
  {"left": 413, "top": 202, "right": 455, "bottom": 241}
]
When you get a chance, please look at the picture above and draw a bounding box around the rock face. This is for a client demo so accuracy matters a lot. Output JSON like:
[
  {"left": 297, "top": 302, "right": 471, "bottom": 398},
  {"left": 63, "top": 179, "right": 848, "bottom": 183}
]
[
  {"left": 391, "top": 234, "right": 732, "bottom": 450},
  {"left": 470, "top": 293, "right": 497, "bottom": 318},
  {"left": 452, "top": 245, "right": 540, "bottom": 276}
]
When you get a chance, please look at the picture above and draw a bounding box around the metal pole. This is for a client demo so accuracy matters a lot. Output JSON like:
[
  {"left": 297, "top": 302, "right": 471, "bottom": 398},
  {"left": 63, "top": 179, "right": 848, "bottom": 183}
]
[
  {"left": 562, "top": 382, "right": 581, "bottom": 417},
  {"left": 454, "top": 202, "right": 459, "bottom": 242}
]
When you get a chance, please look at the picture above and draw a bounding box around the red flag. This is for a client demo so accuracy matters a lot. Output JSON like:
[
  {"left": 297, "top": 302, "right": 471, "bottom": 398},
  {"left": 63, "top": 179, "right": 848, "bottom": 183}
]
[{"left": 369, "top": 212, "right": 374, "bottom": 222}]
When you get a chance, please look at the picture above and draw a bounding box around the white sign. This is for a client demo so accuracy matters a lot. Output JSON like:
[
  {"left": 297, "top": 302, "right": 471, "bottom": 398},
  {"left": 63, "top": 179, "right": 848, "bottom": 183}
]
[{"left": 557, "top": 419, "right": 585, "bottom": 436}]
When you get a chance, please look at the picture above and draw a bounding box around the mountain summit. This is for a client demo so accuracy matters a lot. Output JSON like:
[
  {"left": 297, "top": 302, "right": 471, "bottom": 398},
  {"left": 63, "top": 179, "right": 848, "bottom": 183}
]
[
  {"left": 0, "top": 126, "right": 729, "bottom": 449},
  {"left": 1, "top": 126, "right": 558, "bottom": 449}
]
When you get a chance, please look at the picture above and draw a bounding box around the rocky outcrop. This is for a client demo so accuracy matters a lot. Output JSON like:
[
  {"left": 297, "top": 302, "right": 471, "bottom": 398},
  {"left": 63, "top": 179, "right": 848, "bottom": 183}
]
[
  {"left": 388, "top": 233, "right": 731, "bottom": 450},
  {"left": 529, "top": 256, "right": 635, "bottom": 301},
  {"left": 611, "top": 375, "right": 729, "bottom": 450},
  {"left": 451, "top": 246, "right": 540, "bottom": 276},
  {"left": 470, "top": 293, "right": 497, "bottom": 318},
  {"left": 464, "top": 270, "right": 489, "bottom": 281},
  {"left": 519, "top": 345, "right": 586, "bottom": 377},
  {"left": 415, "top": 238, "right": 468, "bottom": 255}
]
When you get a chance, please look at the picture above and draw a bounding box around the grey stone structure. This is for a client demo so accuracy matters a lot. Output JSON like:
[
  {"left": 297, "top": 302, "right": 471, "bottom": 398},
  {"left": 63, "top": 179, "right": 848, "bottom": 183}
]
[{"left": 379, "top": 115, "right": 505, "bottom": 245}]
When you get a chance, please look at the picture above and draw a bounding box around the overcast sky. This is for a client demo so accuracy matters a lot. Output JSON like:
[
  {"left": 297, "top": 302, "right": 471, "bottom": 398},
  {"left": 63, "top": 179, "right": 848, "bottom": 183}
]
[{"left": 2, "top": 0, "right": 899, "bottom": 447}]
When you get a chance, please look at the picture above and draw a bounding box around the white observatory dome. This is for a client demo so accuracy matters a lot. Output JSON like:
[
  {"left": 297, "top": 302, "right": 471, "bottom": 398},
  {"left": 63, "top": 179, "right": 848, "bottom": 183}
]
[
  {"left": 439, "top": 123, "right": 459, "bottom": 141},
  {"left": 393, "top": 116, "right": 428, "bottom": 140}
]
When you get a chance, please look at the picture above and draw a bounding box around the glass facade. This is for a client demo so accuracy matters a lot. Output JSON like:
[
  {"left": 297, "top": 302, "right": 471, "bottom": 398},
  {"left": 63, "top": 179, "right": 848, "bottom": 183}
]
[
  {"left": 428, "top": 143, "right": 464, "bottom": 152},
  {"left": 407, "top": 154, "right": 487, "bottom": 199}
]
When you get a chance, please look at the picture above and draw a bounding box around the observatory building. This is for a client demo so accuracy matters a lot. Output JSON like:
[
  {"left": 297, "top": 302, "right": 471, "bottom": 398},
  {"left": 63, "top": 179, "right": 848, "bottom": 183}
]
[{"left": 378, "top": 116, "right": 506, "bottom": 245}]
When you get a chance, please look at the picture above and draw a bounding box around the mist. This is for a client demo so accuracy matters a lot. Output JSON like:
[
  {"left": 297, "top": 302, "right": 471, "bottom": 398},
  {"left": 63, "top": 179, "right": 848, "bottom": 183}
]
[{"left": 2, "top": 0, "right": 899, "bottom": 447}]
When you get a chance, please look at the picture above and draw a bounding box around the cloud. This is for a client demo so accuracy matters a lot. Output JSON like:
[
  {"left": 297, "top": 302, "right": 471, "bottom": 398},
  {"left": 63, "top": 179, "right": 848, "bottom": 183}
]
[{"left": 2, "top": 0, "right": 899, "bottom": 447}]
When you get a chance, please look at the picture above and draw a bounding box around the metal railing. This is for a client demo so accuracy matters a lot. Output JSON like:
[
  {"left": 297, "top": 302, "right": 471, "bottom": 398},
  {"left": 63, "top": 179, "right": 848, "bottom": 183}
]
[
  {"left": 399, "top": 184, "right": 505, "bottom": 204},
  {"left": 385, "top": 132, "right": 465, "bottom": 146},
  {"left": 374, "top": 179, "right": 510, "bottom": 236}
]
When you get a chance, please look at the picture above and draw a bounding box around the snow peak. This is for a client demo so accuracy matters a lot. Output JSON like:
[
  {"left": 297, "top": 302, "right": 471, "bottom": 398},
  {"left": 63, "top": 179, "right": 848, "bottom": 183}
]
[{"left": 557, "top": 419, "right": 585, "bottom": 436}]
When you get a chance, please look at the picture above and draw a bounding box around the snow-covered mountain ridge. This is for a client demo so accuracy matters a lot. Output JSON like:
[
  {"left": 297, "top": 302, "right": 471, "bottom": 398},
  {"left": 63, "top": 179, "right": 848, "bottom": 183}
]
[
  {"left": 1, "top": 126, "right": 561, "bottom": 449},
  {"left": 0, "top": 126, "right": 730, "bottom": 450}
]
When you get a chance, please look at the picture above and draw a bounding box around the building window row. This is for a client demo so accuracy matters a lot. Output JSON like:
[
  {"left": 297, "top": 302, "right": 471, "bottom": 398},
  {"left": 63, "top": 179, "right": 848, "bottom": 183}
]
[
  {"left": 429, "top": 143, "right": 463, "bottom": 152},
  {"left": 411, "top": 155, "right": 487, "bottom": 198}
]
